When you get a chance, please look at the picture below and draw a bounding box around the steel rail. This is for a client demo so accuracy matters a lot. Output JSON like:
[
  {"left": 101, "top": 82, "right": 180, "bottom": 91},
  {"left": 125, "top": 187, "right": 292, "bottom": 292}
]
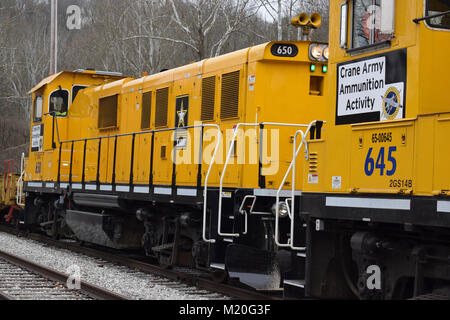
[
  {"left": 0, "top": 248, "right": 128, "bottom": 300},
  {"left": 32, "top": 235, "right": 277, "bottom": 300},
  {"left": 0, "top": 226, "right": 279, "bottom": 300},
  {"left": 0, "top": 290, "right": 14, "bottom": 300}
]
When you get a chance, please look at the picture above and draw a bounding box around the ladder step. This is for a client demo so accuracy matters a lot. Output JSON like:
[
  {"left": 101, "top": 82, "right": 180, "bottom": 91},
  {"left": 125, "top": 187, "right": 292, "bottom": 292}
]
[
  {"left": 151, "top": 243, "right": 174, "bottom": 252},
  {"left": 210, "top": 263, "right": 225, "bottom": 270},
  {"left": 284, "top": 279, "right": 305, "bottom": 288},
  {"left": 257, "top": 288, "right": 284, "bottom": 293},
  {"left": 283, "top": 279, "right": 306, "bottom": 299},
  {"left": 410, "top": 294, "right": 450, "bottom": 300}
]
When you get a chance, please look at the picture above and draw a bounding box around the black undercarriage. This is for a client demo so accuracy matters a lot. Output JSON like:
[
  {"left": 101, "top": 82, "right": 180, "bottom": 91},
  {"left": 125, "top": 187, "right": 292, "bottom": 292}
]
[
  {"left": 301, "top": 193, "right": 450, "bottom": 300},
  {"left": 19, "top": 183, "right": 450, "bottom": 300}
]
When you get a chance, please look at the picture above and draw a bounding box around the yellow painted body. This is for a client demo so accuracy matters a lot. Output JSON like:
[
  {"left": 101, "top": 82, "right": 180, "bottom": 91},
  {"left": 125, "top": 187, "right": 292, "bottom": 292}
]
[
  {"left": 304, "top": 1, "right": 450, "bottom": 196},
  {"left": 25, "top": 42, "right": 328, "bottom": 191}
]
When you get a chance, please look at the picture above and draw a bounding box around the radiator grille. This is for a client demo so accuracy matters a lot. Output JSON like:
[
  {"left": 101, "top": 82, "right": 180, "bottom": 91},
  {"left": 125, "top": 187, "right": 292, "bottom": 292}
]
[
  {"left": 220, "top": 71, "right": 240, "bottom": 120},
  {"left": 141, "top": 91, "right": 152, "bottom": 129},
  {"left": 201, "top": 76, "right": 216, "bottom": 121},
  {"left": 155, "top": 87, "right": 169, "bottom": 128}
]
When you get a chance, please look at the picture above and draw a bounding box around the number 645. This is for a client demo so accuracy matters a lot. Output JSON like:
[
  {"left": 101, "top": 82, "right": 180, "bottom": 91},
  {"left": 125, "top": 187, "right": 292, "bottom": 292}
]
[{"left": 365, "top": 147, "right": 397, "bottom": 177}]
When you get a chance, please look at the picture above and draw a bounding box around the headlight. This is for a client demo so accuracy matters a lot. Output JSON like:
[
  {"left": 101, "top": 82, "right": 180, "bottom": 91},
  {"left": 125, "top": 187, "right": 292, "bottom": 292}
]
[
  {"left": 272, "top": 202, "right": 289, "bottom": 218},
  {"left": 310, "top": 45, "right": 323, "bottom": 60},
  {"left": 309, "top": 43, "right": 329, "bottom": 62},
  {"left": 323, "top": 47, "right": 329, "bottom": 60}
]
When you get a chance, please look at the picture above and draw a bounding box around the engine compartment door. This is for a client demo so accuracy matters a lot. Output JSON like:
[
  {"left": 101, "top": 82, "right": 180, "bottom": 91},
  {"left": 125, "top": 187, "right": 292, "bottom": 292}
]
[{"left": 350, "top": 119, "right": 415, "bottom": 194}]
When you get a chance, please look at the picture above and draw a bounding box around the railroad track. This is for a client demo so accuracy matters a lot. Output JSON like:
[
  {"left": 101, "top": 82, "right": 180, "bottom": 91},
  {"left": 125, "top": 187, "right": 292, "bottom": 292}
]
[
  {"left": 0, "top": 248, "right": 128, "bottom": 300},
  {"left": 0, "top": 225, "right": 279, "bottom": 300}
]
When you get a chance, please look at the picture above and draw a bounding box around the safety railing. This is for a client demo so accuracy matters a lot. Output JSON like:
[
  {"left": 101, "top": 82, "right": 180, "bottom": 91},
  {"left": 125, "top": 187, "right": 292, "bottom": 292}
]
[
  {"left": 56, "top": 125, "right": 219, "bottom": 186},
  {"left": 52, "top": 124, "right": 221, "bottom": 244},
  {"left": 49, "top": 118, "right": 323, "bottom": 247},
  {"left": 201, "top": 127, "right": 222, "bottom": 244},
  {"left": 217, "top": 122, "right": 319, "bottom": 239},
  {"left": 16, "top": 153, "right": 26, "bottom": 207},
  {"left": 275, "top": 121, "right": 325, "bottom": 251}
]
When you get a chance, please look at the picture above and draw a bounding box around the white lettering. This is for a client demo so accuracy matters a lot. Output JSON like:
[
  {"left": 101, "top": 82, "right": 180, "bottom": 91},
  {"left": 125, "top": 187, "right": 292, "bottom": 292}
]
[{"left": 66, "top": 5, "right": 81, "bottom": 30}]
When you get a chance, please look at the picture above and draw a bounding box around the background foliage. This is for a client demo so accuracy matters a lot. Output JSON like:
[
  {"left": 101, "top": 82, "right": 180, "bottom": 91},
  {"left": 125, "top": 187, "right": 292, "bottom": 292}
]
[{"left": 0, "top": 0, "right": 329, "bottom": 171}]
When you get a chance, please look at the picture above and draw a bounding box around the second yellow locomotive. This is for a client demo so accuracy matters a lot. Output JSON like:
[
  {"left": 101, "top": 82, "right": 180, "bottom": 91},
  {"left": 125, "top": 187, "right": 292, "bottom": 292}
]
[{"left": 23, "top": 34, "right": 328, "bottom": 289}]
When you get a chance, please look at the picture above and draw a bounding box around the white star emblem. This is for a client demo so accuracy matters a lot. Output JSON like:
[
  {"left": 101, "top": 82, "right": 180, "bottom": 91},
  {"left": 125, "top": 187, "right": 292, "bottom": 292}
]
[{"left": 177, "top": 101, "right": 187, "bottom": 127}]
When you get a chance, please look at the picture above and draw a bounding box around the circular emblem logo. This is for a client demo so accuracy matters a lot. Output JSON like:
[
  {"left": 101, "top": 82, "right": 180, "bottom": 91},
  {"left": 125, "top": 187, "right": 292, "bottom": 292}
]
[{"left": 382, "top": 87, "right": 402, "bottom": 120}]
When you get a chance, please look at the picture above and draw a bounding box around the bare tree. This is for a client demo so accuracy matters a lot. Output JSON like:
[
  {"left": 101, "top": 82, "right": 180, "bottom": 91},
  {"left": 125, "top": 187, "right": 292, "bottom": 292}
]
[
  {"left": 0, "top": 0, "right": 330, "bottom": 170},
  {"left": 0, "top": 1, "right": 50, "bottom": 123},
  {"left": 258, "top": 0, "right": 329, "bottom": 41},
  {"left": 0, "top": 0, "right": 49, "bottom": 169},
  {"left": 165, "top": 0, "right": 256, "bottom": 60},
  {"left": 259, "top": 0, "right": 283, "bottom": 40}
]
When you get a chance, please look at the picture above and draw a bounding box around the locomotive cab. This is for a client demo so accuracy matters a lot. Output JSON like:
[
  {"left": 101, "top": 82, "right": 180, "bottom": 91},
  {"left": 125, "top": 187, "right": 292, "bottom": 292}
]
[{"left": 24, "top": 70, "right": 126, "bottom": 235}]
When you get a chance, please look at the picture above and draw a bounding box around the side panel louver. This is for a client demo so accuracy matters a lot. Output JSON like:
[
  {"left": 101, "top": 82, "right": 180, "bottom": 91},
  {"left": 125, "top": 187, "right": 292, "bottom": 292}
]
[
  {"left": 220, "top": 71, "right": 240, "bottom": 120},
  {"left": 141, "top": 91, "right": 152, "bottom": 129},
  {"left": 155, "top": 87, "right": 169, "bottom": 128},
  {"left": 201, "top": 76, "right": 216, "bottom": 122}
]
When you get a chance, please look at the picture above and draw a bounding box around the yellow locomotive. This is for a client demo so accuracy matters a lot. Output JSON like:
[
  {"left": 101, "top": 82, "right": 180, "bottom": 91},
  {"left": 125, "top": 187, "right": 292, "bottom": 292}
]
[
  {"left": 22, "top": 34, "right": 328, "bottom": 290},
  {"left": 291, "top": 0, "right": 450, "bottom": 300}
]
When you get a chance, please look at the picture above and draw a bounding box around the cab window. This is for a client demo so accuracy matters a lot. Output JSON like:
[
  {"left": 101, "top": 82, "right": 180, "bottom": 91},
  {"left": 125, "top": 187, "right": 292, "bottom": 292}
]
[
  {"left": 426, "top": 0, "right": 450, "bottom": 29},
  {"left": 72, "top": 85, "right": 88, "bottom": 102},
  {"left": 49, "top": 89, "right": 69, "bottom": 116},
  {"left": 33, "top": 95, "right": 43, "bottom": 122},
  {"left": 350, "top": 0, "right": 395, "bottom": 50}
]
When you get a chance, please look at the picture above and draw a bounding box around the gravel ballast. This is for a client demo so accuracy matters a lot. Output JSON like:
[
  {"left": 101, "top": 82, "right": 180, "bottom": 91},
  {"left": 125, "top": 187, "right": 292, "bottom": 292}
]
[{"left": 0, "top": 232, "right": 227, "bottom": 300}]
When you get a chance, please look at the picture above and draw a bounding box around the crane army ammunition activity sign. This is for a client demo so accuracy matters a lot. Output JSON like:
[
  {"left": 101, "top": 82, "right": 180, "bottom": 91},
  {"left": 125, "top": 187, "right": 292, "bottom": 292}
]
[{"left": 336, "top": 49, "right": 407, "bottom": 125}]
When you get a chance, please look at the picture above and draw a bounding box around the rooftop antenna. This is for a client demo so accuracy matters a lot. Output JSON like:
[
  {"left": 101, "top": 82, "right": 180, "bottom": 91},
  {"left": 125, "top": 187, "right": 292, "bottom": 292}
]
[{"left": 50, "top": 0, "right": 58, "bottom": 75}]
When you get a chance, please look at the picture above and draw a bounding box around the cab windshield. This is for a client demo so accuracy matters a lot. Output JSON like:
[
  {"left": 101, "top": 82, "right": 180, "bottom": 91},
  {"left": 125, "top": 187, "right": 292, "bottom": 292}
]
[
  {"left": 426, "top": 0, "right": 450, "bottom": 29},
  {"left": 352, "top": 0, "right": 393, "bottom": 49}
]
